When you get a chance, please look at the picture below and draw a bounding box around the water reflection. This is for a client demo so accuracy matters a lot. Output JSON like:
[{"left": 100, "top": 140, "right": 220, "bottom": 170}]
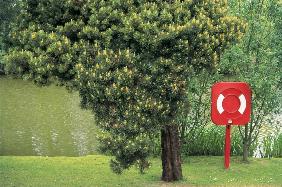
[{"left": 0, "top": 77, "right": 97, "bottom": 156}]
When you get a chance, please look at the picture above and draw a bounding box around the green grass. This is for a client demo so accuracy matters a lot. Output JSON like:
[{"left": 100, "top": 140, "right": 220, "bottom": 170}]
[{"left": 0, "top": 155, "right": 281, "bottom": 187}]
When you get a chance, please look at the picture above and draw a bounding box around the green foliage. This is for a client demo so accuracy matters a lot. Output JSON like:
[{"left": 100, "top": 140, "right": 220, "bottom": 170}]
[
  {"left": 256, "top": 132, "right": 282, "bottom": 159},
  {"left": 4, "top": 0, "right": 245, "bottom": 173},
  {"left": 0, "top": 0, "right": 20, "bottom": 50},
  {"left": 272, "top": 133, "right": 282, "bottom": 157},
  {"left": 177, "top": 69, "right": 259, "bottom": 157},
  {"left": 177, "top": 0, "right": 281, "bottom": 159},
  {"left": 0, "top": 0, "right": 20, "bottom": 73},
  {"left": 177, "top": 70, "right": 219, "bottom": 155},
  {"left": 0, "top": 0, "right": 19, "bottom": 23},
  {"left": 256, "top": 122, "right": 282, "bottom": 158},
  {"left": 218, "top": 0, "right": 282, "bottom": 160}
]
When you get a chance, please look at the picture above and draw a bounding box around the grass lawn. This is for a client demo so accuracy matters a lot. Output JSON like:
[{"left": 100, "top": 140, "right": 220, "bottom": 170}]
[{"left": 0, "top": 155, "right": 281, "bottom": 187}]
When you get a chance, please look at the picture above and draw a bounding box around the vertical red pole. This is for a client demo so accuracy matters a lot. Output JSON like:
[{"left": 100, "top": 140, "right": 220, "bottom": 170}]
[{"left": 224, "top": 124, "right": 231, "bottom": 169}]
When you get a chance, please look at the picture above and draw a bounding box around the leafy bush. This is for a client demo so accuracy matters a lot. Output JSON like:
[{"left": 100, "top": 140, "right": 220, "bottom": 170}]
[{"left": 272, "top": 133, "right": 282, "bottom": 158}]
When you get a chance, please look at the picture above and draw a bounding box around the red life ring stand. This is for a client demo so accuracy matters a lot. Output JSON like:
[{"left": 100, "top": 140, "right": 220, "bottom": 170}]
[{"left": 211, "top": 82, "right": 252, "bottom": 169}]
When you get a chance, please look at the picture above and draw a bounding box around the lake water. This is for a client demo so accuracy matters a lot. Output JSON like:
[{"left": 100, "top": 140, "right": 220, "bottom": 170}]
[
  {"left": 0, "top": 77, "right": 97, "bottom": 156},
  {"left": 1, "top": 77, "right": 280, "bottom": 157}
]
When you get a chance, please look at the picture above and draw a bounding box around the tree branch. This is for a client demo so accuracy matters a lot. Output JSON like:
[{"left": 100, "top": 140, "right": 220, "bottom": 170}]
[{"left": 239, "top": 126, "right": 244, "bottom": 139}]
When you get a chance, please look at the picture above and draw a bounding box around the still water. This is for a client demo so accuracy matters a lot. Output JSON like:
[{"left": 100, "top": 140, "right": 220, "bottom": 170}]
[{"left": 0, "top": 77, "right": 97, "bottom": 156}]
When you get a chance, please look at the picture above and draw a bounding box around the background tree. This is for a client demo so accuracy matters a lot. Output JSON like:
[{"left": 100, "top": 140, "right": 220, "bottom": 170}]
[
  {"left": 0, "top": 0, "right": 20, "bottom": 74},
  {"left": 0, "top": 0, "right": 19, "bottom": 45},
  {"left": 177, "top": 67, "right": 245, "bottom": 157},
  {"left": 175, "top": 0, "right": 281, "bottom": 161},
  {"left": 220, "top": 0, "right": 282, "bottom": 162},
  {"left": 4, "top": 0, "right": 245, "bottom": 181}
]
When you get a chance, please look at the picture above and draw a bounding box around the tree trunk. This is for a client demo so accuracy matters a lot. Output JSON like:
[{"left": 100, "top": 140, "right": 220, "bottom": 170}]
[
  {"left": 243, "top": 125, "right": 249, "bottom": 162},
  {"left": 161, "top": 124, "right": 183, "bottom": 182},
  {"left": 243, "top": 140, "right": 249, "bottom": 162}
]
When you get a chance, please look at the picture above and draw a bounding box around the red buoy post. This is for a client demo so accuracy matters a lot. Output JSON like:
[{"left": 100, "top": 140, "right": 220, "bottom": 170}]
[
  {"left": 211, "top": 82, "right": 252, "bottom": 169},
  {"left": 224, "top": 124, "right": 231, "bottom": 169}
]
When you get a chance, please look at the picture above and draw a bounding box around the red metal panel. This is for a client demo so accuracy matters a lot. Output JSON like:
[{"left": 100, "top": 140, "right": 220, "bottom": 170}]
[{"left": 211, "top": 82, "right": 252, "bottom": 125}]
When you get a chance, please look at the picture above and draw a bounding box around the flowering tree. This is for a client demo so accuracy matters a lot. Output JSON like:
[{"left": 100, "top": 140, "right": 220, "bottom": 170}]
[{"left": 4, "top": 0, "right": 245, "bottom": 181}]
